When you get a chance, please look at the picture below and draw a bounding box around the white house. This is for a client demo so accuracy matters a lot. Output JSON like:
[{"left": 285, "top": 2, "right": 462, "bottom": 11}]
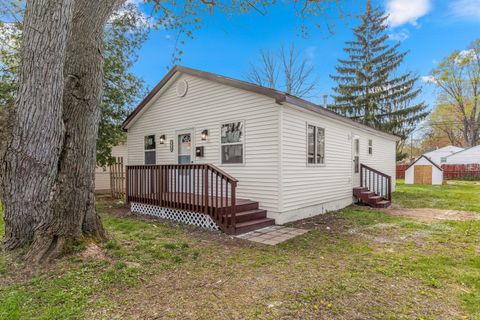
[
  {"left": 121, "top": 66, "right": 398, "bottom": 234},
  {"left": 95, "top": 143, "right": 127, "bottom": 193},
  {"left": 424, "top": 145, "right": 464, "bottom": 165},
  {"left": 445, "top": 145, "right": 480, "bottom": 164},
  {"left": 405, "top": 155, "right": 443, "bottom": 185}
]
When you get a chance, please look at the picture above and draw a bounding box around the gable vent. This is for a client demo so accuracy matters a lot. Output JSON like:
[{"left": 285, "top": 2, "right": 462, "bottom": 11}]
[{"left": 176, "top": 79, "right": 188, "bottom": 97}]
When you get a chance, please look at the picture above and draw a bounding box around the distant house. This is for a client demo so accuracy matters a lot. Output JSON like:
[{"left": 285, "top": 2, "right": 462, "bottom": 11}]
[
  {"left": 405, "top": 155, "right": 443, "bottom": 185},
  {"left": 121, "top": 66, "right": 399, "bottom": 234},
  {"left": 444, "top": 145, "right": 480, "bottom": 164},
  {"left": 424, "top": 146, "right": 464, "bottom": 165},
  {"left": 95, "top": 143, "right": 127, "bottom": 194}
]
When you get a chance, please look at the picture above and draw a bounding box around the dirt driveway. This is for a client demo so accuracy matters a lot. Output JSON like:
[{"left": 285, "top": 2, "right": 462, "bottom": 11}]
[{"left": 381, "top": 205, "right": 480, "bottom": 222}]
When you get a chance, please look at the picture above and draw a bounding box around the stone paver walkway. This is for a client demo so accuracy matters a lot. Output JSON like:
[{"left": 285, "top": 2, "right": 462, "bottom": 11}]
[{"left": 236, "top": 225, "right": 309, "bottom": 245}]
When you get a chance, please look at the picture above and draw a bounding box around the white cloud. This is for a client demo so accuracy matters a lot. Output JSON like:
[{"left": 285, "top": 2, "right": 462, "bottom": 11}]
[
  {"left": 305, "top": 46, "right": 317, "bottom": 61},
  {"left": 109, "top": 1, "right": 153, "bottom": 28},
  {"left": 389, "top": 28, "right": 409, "bottom": 41},
  {"left": 386, "top": 0, "right": 431, "bottom": 27},
  {"left": 450, "top": 0, "right": 480, "bottom": 21},
  {"left": 421, "top": 75, "right": 436, "bottom": 84},
  {"left": 454, "top": 49, "right": 478, "bottom": 64}
]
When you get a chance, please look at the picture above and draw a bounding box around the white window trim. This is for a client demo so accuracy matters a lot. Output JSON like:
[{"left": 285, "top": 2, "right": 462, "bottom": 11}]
[
  {"left": 144, "top": 134, "right": 156, "bottom": 165},
  {"left": 219, "top": 120, "right": 245, "bottom": 166},
  {"left": 306, "top": 123, "right": 326, "bottom": 167},
  {"left": 368, "top": 139, "right": 373, "bottom": 156}
]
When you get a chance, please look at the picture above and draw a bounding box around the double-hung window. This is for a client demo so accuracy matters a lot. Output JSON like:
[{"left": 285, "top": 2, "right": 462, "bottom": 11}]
[
  {"left": 307, "top": 124, "right": 325, "bottom": 165},
  {"left": 368, "top": 139, "right": 373, "bottom": 155},
  {"left": 221, "top": 121, "right": 244, "bottom": 164},
  {"left": 144, "top": 135, "right": 156, "bottom": 164}
]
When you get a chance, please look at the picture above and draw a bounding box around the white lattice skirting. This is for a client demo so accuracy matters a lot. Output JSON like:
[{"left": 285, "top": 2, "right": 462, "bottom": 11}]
[{"left": 130, "top": 202, "right": 221, "bottom": 231}]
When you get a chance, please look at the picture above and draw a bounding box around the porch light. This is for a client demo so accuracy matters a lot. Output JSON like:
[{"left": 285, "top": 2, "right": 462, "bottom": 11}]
[
  {"left": 201, "top": 129, "right": 209, "bottom": 141},
  {"left": 159, "top": 134, "right": 166, "bottom": 144}
]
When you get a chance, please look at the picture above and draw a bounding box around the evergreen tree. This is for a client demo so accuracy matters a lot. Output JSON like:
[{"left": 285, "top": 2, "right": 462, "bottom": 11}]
[{"left": 330, "top": 0, "right": 428, "bottom": 147}]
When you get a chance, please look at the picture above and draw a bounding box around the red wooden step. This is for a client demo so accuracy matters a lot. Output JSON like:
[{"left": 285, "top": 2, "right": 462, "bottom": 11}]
[
  {"left": 372, "top": 200, "right": 391, "bottom": 208},
  {"left": 234, "top": 218, "right": 275, "bottom": 235},
  {"left": 353, "top": 187, "right": 391, "bottom": 208},
  {"left": 235, "top": 199, "right": 259, "bottom": 212},
  {"left": 226, "top": 209, "right": 267, "bottom": 223},
  {"left": 368, "top": 195, "right": 382, "bottom": 204}
]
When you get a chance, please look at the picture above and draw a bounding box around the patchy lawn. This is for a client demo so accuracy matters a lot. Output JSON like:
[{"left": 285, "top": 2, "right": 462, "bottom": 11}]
[
  {"left": 394, "top": 179, "right": 480, "bottom": 212},
  {"left": 0, "top": 185, "right": 479, "bottom": 320}
]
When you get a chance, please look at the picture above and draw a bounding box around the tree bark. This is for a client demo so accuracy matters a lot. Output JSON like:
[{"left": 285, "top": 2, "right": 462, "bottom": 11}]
[
  {"left": 0, "top": 0, "right": 75, "bottom": 250},
  {"left": 1, "top": 0, "right": 123, "bottom": 264},
  {"left": 27, "top": 0, "right": 124, "bottom": 263}
]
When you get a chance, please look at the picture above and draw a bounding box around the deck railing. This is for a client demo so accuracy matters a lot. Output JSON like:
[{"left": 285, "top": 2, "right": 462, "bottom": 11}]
[
  {"left": 360, "top": 164, "right": 392, "bottom": 201},
  {"left": 126, "top": 164, "right": 238, "bottom": 233}
]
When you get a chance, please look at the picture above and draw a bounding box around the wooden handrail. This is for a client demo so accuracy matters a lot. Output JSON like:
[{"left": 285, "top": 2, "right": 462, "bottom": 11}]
[
  {"left": 125, "top": 164, "right": 238, "bottom": 234},
  {"left": 360, "top": 164, "right": 392, "bottom": 201}
]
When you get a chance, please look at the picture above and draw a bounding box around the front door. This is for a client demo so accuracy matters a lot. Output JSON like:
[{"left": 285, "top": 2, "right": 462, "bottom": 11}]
[
  {"left": 177, "top": 130, "right": 194, "bottom": 164},
  {"left": 352, "top": 136, "right": 360, "bottom": 186}
]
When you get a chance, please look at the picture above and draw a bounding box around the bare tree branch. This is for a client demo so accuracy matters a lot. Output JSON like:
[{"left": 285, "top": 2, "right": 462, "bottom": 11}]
[{"left": 246, "top": 43, "right": 318, "bottom": 98}]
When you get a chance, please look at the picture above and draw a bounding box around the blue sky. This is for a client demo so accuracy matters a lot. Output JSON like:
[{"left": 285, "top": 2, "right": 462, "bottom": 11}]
[{"left": 131, "top": 0, "right": 480, "bottom": 109}]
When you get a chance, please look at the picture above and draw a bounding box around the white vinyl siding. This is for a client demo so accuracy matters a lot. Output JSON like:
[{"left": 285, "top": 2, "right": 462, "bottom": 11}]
[
  {"left": 445, "top": 145, "right": 480, "bottom": 164},
  {"left": 127, "top": 74, "right": 280, "bottom": 212},
  {"left": 280, "top": 104, "right": 396, "bottom": 214},
  {"left": 126, "top": 71, "right": 397, "bottom": 221}
]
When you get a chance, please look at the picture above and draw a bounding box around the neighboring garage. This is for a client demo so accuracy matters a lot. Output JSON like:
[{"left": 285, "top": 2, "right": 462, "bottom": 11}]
[{"left": 405, "top": 155, "right": 444, "bottom": 185}]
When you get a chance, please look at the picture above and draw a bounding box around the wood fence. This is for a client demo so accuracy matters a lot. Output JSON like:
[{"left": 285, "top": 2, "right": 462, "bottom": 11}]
[
  {"left": 396, "top": 164, "right": 408, "bottom": 179},
  {"left": 396, "top": 163, "right": 480, "bottom": 180},
  {"left": 110, "top": 157, "right": 125, "bottom": 198},
  {"left": 441, "top": 164, "right": 480, "bottom": 180}
]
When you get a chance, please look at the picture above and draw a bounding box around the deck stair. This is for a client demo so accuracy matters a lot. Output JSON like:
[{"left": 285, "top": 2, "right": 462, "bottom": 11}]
[
  {"left": 226, "top": 199, "right": 275, "bottom": 234},
  {"left": 353, "top": 187, "right": 391, "bottom": 208},
  {"left": 353, "top": 163, "right": 393, "bottom": 208}
]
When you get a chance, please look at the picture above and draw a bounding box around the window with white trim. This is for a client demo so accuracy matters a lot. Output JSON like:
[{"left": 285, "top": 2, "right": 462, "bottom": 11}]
[
  {"left": 221, "top": 121, "right": 244, "bottom": 164},
  {"left": 307, "top": 124, "right": 325, "bottom": 164},
  {"left": 368, "top": 139, "right": 373, "bottom": 155},
  {"left": 144, "top": 135, "right": 156, "bottom": 164},
  {"left": 440, "top": 157, "right": 447, "bottom": 163}
]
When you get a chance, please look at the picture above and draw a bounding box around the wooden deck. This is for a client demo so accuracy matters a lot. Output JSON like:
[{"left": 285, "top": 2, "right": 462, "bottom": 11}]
[
  {"left": 130, "top": 193, "right": 256, "bottom": 210},
  {"left": 126, "top": 164, "right": 275, "bottom": 234}
]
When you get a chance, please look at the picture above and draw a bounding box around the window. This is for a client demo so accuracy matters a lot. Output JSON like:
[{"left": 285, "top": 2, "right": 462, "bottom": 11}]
[
  {"left": 354, "top": 138, "right": 360, "bottom": 173},
  {"left": 368, "top": 139, "right": 373, "bottom": 155},
  {"left": 307, "top": 124, "right": 325, "bottom": 164},
  {"left": 440, "top": 157, "right": 447, "bottom": 163},
  {"left": 144, "top": 135, "right": 156, "bottom": 164},
  {"left": 221, "top": 122, "right": 244, "bottom": 164}
]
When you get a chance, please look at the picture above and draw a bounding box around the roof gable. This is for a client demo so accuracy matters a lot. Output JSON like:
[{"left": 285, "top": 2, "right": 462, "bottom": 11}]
[
  {"left": 406, "top": 155, "right": 443, "bottom": 171},
  {"left": 447, "top": 145, "right": 480, "bottom": 157},
  {"left": 122, "top": 65, "right": 400, "bottom": 141},
  {"left": 424, "top": 145, "right": 464, "bottom": 156}
]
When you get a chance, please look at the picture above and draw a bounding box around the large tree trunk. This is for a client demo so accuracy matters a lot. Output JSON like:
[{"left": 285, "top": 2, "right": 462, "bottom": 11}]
[
  {"left": 0, "top": 0, "right": 75, "bottom": 250},
  {"left": 1, "top": 0, "right": 123, "bottom": 264},
  {"left": 27, "top": 0, "right": 123, "bottom": 263}
]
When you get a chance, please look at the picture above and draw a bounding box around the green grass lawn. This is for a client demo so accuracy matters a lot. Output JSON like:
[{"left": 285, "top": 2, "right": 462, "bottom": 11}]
[
  {"left": 394, "top": 179, "right": 480, "bottom": 212},
  {"left": 0, "top": 184, "right": 479, "bottom": 319}
]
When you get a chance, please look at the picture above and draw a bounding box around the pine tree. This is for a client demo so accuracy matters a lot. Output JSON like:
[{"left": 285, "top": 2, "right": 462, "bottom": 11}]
[{"left": 330, "top": 0, "right": 428, "bottom": 147}]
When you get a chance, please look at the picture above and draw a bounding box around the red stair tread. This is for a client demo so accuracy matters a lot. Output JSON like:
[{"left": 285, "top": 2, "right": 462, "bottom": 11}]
[
  {"left": 353, "top": 187, "right": 391, "bottom": 208},
  {"left": 235, "top": 218, "right": 275, "bottom": 234}
]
